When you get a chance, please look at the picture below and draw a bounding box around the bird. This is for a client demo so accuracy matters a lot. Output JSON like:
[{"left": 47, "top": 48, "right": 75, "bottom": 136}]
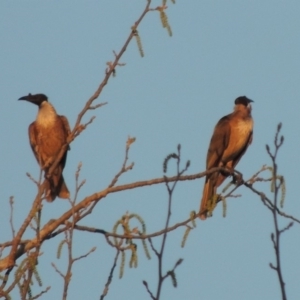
[
  {"left": 199, "top": 96, "right": 254, "bottom": 220},
  {"left": 19, "top": 93, "right": 71, "bottom": 202}
]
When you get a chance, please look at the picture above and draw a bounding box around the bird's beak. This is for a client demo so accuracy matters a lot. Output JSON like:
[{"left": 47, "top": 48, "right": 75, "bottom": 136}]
[
  {"left": 18, "top": 94, "right": 32, "bottom": 101},
  {"left": 247, "top": 99, "right": 254, "bottom": 110},
  {"left": 18, "top": 94, "right": 37, "bottom": 104},
  {"left": 18, "top": 95, "right": 28, "bottom": 101}
]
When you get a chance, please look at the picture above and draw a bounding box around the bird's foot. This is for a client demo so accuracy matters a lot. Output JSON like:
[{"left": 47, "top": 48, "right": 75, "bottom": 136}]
[{"left": 231, "top": 173, "right": 243, "bottom": 185}]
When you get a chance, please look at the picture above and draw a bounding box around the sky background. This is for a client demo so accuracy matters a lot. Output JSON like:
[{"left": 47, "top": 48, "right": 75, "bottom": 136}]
[{"left": 1, "top": 1, "right": 300, "bottom": 299}]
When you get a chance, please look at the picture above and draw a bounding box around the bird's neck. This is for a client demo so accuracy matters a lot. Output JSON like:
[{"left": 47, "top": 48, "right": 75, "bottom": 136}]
[
  {"left": 36, "top": 102, "right": 57, "bottom": 127},
  {"left": 234, "top": 105, "right": 252, "bottom": 119}
]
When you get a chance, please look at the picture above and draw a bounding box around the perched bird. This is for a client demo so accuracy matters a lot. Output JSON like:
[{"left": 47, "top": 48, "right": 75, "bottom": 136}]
[
  {"left": 19, "top": 93, "right": 71, "bottom": 202},
  {"left": 199, "top": 96, "right": 254, "bottom": 220}
]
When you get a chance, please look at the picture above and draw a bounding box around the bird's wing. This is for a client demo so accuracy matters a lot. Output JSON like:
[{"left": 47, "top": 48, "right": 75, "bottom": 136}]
[
  {"left": 200, "top": 115, "right": 231, "bottom": 219},
  {"left": 58, "top": 115, "right": 71, "bottom": 169},
  {"left": 206, "top": 115, "right": 231, "bottom": 170},
  {"left": 28, "top": 122, "right": 40, "bottom": 164},
  {"left": 59, "top": 115, "right": 71, "bottom": 141}
]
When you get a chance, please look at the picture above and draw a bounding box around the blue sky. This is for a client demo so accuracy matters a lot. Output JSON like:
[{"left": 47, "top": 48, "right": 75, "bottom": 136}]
[{"left": 1, "top": 1, "right": 300, "bottom": 299}]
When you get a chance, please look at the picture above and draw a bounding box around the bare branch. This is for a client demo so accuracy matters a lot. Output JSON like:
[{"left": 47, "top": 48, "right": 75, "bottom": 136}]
[
  {"left": 73, "top": 247, "right": 96, "bottom": 263},
  {"left": 265, "top": 124, "right": 287, "bottom": 300},
  {"left": 31, "top": 286, "right": 51, "bottom": 300},
  {"left": 99, "top": 251, "right": 120, "bottom": 300},
  {"left": 51, "top": 263, "right": 64, "bottom": 279},
  {"left": 279, "top": 222, "right": 293, "bottom": 234},
  {"left": 2, "top": 163, "right": 299, "bottom": 272},
  {"left": 9, "top": 197, "right": 15, "bottom": 239},
  {"left": 143, "top": 280, "right": 156, "bottom": 300},
  {"left": 148, "top": 238, "right": 159, "bottom": 257},
  {"left": 108, "top": 137, "right": 135, "bottom": 188},
  {"left": 26, "top": 173, "right": 39, "bottom": 186},
  {"left": 88, "top": 102, "right": 107, "bottom": 110}
]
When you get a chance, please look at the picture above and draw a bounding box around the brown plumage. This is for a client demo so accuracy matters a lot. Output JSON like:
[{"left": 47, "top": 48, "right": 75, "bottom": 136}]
[
  {"left": 19, "top": 93, "right": 70, "bottom": 202},
  {"left": 199, "top": 96, "right": 254, "bottom": 220}
]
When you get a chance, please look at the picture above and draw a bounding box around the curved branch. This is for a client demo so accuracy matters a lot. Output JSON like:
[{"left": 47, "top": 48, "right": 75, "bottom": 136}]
[
  {"left": 0, "top": 167, "right": 221, "bottom": 271},
  {"left": 1, "top": 166, "right": 299, "bottom": 271}
]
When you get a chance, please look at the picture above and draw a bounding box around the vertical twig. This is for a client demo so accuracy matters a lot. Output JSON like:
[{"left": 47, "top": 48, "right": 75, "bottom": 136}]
[
  {"left": 9, "top": 197, "right": 15, "bottom": 239},
  {"left": 266, "top": 123, "right": 287, "bottom": 300},
  {"left": 144, "top": 145, "right": 188, "bottom": 299},
  {"left": 99, "top": 251, "right": 120, "bottom": 300}
]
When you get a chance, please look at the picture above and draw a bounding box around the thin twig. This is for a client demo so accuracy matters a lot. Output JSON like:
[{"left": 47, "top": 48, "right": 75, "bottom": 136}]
[
  {"left": 31, "top": 286, "right": 51, "bottom": 300},
  {"left": 154, "top": 145, "right": 186, "bottom": 299},
  {"left": 99, "top": 251, "right": 120, "bottom": 300},
  {"left": 143, "top": 280, "right": 156, "bottom": 300},
  {"left": 148, "top": 238, "right": 159, "bottom": 257},
  {"left": 266, "top": 123, "right": 288, "bottom": 300},
  {"left": 9, "top": 197, "right": 15, "bottom": 239},
  {"left": 51, "top": 263, "right": 64, "bottom": 279},
  {"left": 108, "top": 137, "right": 135, "bottom": 188}
]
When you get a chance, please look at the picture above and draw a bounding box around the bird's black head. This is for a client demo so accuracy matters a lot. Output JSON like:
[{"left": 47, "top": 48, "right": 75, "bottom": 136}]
[
  {"left": 234, "top": 96, "right": 254, "bottom": 106},
  {"left": 18, "top": 93, "right": 48, "bottom": 106}
]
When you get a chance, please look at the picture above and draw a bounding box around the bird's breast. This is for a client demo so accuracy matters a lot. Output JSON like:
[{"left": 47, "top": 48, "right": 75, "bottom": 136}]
[
  {"left": 234, "top": 118, "right": 253, "bottom": 137},
  {"left": 222, "top": 118, "right": 253, "bottom": 163},
  {"left": 35, "top": 119, "right": 67, "bottom": 158}
]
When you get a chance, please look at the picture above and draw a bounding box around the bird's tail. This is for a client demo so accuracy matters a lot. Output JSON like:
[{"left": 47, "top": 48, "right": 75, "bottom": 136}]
[
  {"left": 199, "top": 178, "right": 215, "bottom": 220},
  {"left": 43, "top": 179, "right": 55, "bottom": 202},
  {"left": 44, "top": 173, "right": 69, "bottom": 202},
  {"left": 57, "top": 174, "right": 70, "bottom": 199},
  {"left": 216, "top": 173, "right": 227, "bottom": 187}
]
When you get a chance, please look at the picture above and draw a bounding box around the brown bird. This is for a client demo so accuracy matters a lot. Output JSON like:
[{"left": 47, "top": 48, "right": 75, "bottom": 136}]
[
  {"left": 199, "top": 96, "right": 254, "bottom": 220},
  {"left": 19, "top": 93, "right": 71, "bottom": 202}
]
